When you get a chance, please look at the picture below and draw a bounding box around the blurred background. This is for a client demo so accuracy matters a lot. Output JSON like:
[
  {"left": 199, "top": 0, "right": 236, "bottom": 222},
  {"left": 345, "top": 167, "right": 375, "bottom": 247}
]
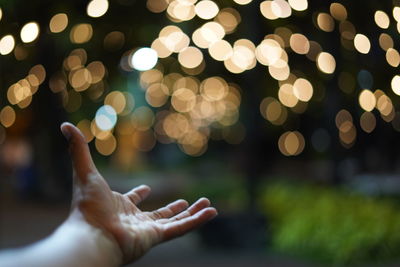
[{"left": 2, "top": 0, "right": 400, "bottom": 265}]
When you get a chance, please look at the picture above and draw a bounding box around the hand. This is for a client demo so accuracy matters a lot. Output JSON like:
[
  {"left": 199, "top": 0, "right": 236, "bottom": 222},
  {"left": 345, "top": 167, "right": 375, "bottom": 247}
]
[{"left": 60, "top": 122, "right": 217, "bottom": 264}]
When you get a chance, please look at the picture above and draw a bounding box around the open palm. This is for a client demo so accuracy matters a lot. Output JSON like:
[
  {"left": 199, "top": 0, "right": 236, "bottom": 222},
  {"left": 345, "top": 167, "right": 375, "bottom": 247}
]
[{"left": 61, "top": 123, "right": 217, "bottom": 264}]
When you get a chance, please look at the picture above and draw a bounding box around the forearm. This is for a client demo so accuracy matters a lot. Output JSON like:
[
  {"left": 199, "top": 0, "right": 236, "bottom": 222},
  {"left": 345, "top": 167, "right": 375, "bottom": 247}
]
[{"left": 0, "top": 214, "right": 122, "bottom": 267}]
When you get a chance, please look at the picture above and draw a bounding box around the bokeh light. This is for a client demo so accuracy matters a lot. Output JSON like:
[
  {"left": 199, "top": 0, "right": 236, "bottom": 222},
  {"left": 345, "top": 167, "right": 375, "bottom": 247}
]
[
  {"left": 354, "top": 34, "right": 371, "bottom": 54},
  {"left": 131, "top": 48, "right": 158, "bottom": 71},
  {"left": 20, "top": 22, "right": 40, "bottom": 43},
  {"left": 49, "top": 13, "right": 68, "bottom": 33},
  {"left": 0, "top": 106, "right": 16, "bottom": 128},
  {"left": 70, "top": 23, "right": 93, "bottom": 44},
  {"left": 195, "top": 1, "right": 219, "bottom": 20},
  {"left": 316, "top": 52, "right": 336, "bottom": 74},
  {"left": 95, "top": 105, "right": 117, "bottom": 131},
  {"left": 87, "top": 0, "right": 109, "bottom": 18},
  {"left": 0, "top": 35, "right": 15, "bottom": 55}
]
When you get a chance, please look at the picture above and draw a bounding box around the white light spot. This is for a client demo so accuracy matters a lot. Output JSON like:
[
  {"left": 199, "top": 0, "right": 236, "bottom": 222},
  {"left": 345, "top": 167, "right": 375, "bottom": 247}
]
[
  {"left": 95, "top": 105, "right": 117, "bottom": 131},
  {"left": 20, "top": 22, "right": 40, "bottom": 43},
  {"left": 87, "top": 0, "right": 109, "bottom": 18},
  {"left": 131, "top": 47, "right": 158, "bottom": 71},
  {"left": 0, "top": 35, "right": 15, "bottom": 55}
]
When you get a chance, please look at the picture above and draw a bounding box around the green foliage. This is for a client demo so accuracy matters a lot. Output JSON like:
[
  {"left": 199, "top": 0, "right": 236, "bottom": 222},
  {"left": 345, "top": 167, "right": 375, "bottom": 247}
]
[
  {"left": 259, "top": 182, "right": 400, "bottom": 264},
  {"left": 183, "top": 171, "right": 249, "bottom": 212}
]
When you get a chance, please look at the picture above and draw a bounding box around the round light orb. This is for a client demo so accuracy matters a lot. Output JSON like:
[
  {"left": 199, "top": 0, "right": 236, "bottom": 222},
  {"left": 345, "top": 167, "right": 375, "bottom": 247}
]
[
  {"left": 131, "top": 47, "right": 158, "bottom": 71},
  {"left": 95, "top": 105, "right": 117, "bottom": 131}
]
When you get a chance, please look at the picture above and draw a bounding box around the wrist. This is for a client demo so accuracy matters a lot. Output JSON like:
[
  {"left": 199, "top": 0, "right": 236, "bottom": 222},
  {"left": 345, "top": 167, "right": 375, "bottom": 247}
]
[{"left": 61, "top": 211, "right": 123, "bottom": 267}]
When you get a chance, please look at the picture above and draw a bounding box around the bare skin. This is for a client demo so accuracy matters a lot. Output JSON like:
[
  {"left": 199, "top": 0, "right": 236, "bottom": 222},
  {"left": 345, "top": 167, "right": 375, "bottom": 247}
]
[{"left": 0, "top": 123, "right": 217, "bottom": 266}]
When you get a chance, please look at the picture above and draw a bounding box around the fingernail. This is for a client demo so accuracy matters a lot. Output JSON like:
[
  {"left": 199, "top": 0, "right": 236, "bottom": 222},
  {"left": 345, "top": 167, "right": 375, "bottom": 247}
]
[{"left": 61, "top": 125, "right": 71, "bottom": 141}]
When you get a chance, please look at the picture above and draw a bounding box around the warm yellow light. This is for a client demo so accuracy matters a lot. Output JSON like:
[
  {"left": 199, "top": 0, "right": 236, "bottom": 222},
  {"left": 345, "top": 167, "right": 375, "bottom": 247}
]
[
  {"left": 354, "top": 34, "right": 371, "bottom": 54},
  {"left": 379, "top": 33, "right": 393, "bottom": 51},
  {"left": 285, "top": 132, "right": 300, "bottom": 155},
  {"left": 87, "top": 61, "right": 106, "bottom": 83},
  {"left": 76, "top": 119, "right": 94, "bottom": 143},
  {"left": 105, "top": 91, "right": 126, "bottom": 114},
  {"left": 158, "top": 26, "right": 189, "bottom": 52},
  {"left": 145, "top": 83, "right": 169, "bottom": 107},
  {"left": 339, "top": 121, "right": 356, "bottom": 146},
  {"left": 201, "top": 77, "right": 228, "bottom": 101},
  {"left": 260, "top": 1, "right": 278, "bottom": 20},
  {"left": 69, "top": 68, "right": 92, "bottom": 92},
  {"left": 288, "top": 0, "right": 308, "bottom": 11},
  {"left": 140, "top": 69, "right": 163, "bottom": 87},
  {"left": 167, "top": 1, "right": 196, "bottom": 21},
  {"left": 147, "top": 0, "right": 169, "bottom": 13},
  {"left": 360, "top": 112, "right": 376, "bottom": 133},
  {"left": 224, "top": 57, "right": 245, "bottom": 74},
  {"left": 260, "top": 97, "right": 287, "bottom": 125},
  {"left": 376, "top": 95, "right": 393, "bottom": 116},
  {"left": 233, "top": 0, "right": 252, "bottom": 5},
  {"left": 269, "top": 60, "right": 290, "bottom": 81},
  {"left": 0, "top": 106, "right": 16, "bottom": 128},
  {"left": 29, "top": 64, "right": 46, "bottom": 85},
  {"left": 171, "top": 88, "right": 196, "bottom": 113},
  {"left": 374, "top": 10, "right": 390, "bottom": 29},
  {"left": 256, "top": 39, "right": 282, "bottom": 66},
  {"left": 278, "top": 84, "right": 298, "bottom": 107},
  {"left": 271, "top": 0, "right": 292, "bottom": 18},
  {"left": 201, "top": 22, "right": 225, "bottom": 43},
  {"left": 231, "top": 44, "right": 255, "bottom": 71},
  {"left": 95, "top": 134, "right": 116, "bottom": 156},
  {"left": 330, "top": 2, "right": 347, "bottom": 21},
  {"left": 77, "top": 119, "right": 94, "bottom": 142},
  {"left": 391, "top": 75, "right": 400, "bottom": 96},
  {"left": 215, "top": 8, "right": 241, "bottom": 34},
  {"left": 50, "top": 13, "right": 68, "bottom": 33},
  {"left": 209, "top": 40, "right": 233, "bottom": 61},
  {"left": 0, "top": 8, "right": 2, "bottom": 21},
  {"left": 293, "top": 78, "right": 313, "bottom": 102},
  {"left": 289, "top": 33, "right": 310, "bottom": 54},
  {"left": 317, "top": 13, "right": 334, "bottom": 32},
  {"left": 87, "top": 0, "right": 109, "bottom": 18},
  {"left": 178, "top": 46, "right": 203, "bottom": 68},
  {"left": 163, "top": 113, "right": 188, "bottom": 139},
  {"left": 316, "top": 52, "right": 336, "bottom": 74},
  {"left": 278, "top": 131, "right": 305, "bottom": 156},
  {"left": 393, "top": 7, "right": 400, "bottom": 22},
  {"left": 151, "top": 38, "right": 172, "bottom": 58},
  {"left": 70, "top": 24, "right": 93, "bottom": 44},
  {"left": 195, "top": 0, "right": 219, "bottom": 20},
  {"left": 386, "top": 48, "right": 400, "bottom": 67},
  {"left": 0, "top": 35, "right": 15, "bottom": 55},
  {"left": 335, "top": 109, "right": 353, "bottom": 129},
  {"left": 359, "top": 90, "right": 376, "bottom": 112},
  {"left": 20, "top": 22, "right": 40, "bottom": 43}
]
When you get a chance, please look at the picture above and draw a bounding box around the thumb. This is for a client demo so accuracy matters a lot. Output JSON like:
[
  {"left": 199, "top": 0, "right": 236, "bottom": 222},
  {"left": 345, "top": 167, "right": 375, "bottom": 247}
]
[{"left": 61, "top": 122, "right": 97, "bottom": 184}]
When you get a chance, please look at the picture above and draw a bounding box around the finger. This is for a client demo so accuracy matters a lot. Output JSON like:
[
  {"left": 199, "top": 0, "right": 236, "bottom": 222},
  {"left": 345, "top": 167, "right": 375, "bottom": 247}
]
[
  {"left": 124, "top": 185, "right": 151, "bottom": 205},
  {"left": 61, "top": 122, "right": 96, "bottom": 184},
  {"left": 162, "top": 207, "right": 217, "bottom": 241},
  {"left": 150, "top": 199, "right": 189, "bottom": 220},
  {"left": 167, "top": 197, "right": 210, "bottom": 222}
]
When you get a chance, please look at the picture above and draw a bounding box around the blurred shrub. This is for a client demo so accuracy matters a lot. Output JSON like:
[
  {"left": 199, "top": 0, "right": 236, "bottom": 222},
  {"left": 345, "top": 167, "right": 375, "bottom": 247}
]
[
  {"left": 183, "top": 172, "right": 249, "bottom": 212},
  {"left": 259, "top": 182, "right": 400, "bottom": 264}
]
